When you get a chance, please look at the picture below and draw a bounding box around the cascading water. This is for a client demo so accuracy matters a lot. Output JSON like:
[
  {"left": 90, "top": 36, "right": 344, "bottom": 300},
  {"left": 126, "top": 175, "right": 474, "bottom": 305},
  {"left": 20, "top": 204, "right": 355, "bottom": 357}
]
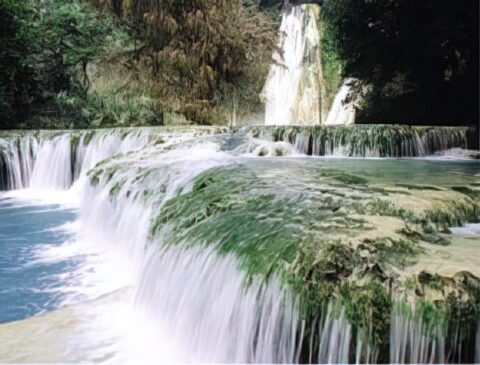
[
  {"left": 263, "top": 4, "right": 358, "bottom": 127},
  {"left": 135, "top": 245, "right": 301, "bottom": 363},
  {"left": 390, "top": 307, "right": 446, "bottom": 364},
  {"left": 248, "top": 125, "right": 475, "bottom": 157},
  {"left": 325, "top": 79, "right": 356, "bottom": 126},
  {"left": 263, "top": 5, "right": 325, "bottom": 126},
  {"left": 30, "top": 134, "right": 73, "bottom": 190},
  {"left": 0, "top": 127, "right": 478, "bottom": 363},
  {"left": 0, "top": 135, "right": 38, "bottom": 189},
  {"left": 0, "top": 127, "right": 207, "bottom": 191},
  {"left": 72, "top": 136, "right": 307, "bottom": 363}
]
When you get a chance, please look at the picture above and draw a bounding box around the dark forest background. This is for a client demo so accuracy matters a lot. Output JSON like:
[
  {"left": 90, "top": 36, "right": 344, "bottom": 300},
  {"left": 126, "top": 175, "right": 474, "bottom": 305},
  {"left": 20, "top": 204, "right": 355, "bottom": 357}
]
[
  {"left": 323, "top": 0, "right": 479, "bottom": 126},
  {"left": 0, "top": 0, "right": 478, "bottom": 128}
]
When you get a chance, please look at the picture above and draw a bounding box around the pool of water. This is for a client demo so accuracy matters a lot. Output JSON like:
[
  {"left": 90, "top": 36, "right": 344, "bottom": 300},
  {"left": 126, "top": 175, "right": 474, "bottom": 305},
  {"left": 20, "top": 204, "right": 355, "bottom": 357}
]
[
  {"left": 0, "top": 129, "right": 479, "bottom": 363},
  {"left": 0, "top": 195, "right": 81, "bottom": 323}
]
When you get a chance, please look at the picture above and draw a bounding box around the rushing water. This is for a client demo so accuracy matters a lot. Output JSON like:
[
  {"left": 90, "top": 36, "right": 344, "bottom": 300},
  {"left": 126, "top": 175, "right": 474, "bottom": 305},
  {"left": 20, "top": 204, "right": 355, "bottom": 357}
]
[
  {"left": 264, "top": 5, "right": 326, "bottom": 126},
  {"left": 0, "top": 127, "right": 479, "bottom": 363},
  {"left": 250, "top": 125, "right": 475, "bottom": 157},
  {"left": 263, "top": 5, "right": 356, "bottom": 126},
  {"left": 324, "top": 79, "right": 356, "bottom": 126}
]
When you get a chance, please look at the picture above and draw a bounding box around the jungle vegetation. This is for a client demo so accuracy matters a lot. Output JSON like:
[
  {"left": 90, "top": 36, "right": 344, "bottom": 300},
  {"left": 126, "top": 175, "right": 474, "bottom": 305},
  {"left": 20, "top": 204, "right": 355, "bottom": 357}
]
[
  {"left": 323, "top": 0, "right": 479, "bottom": 125},
  {"left": 0, "top": 0, "right": 277, "bottom": 128},
  {"left": 0, "top": 0, "right": 478, "bottom": 128}
]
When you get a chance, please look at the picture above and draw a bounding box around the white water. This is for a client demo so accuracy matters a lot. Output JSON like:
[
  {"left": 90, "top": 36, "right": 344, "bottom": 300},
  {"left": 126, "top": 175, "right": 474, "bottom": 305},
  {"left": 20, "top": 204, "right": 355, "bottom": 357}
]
[
  {"left": 251, "top": 125, "right": 471, "bottom": 158},
  {"left": 30, "top": 134, "right": 73, "bottom": 190},
  {"left": 263, "top": 5, "right": 358, "bottom": 127},
  {"left": 450, "top": 223, "right": 480, "bottom": 236},
  {"left": 0, "top": 130, "right": 359, "bottom": 363},
  {"left": 264, "top": 5, "right": 324, "bottom": 126},
  {"left": 76, "top": 135, "right": 323, "bottom": 362},
  {"left": 0, "top": 130, "right": 308, "bottom": 363},
  {"left": 1, "top": 128, "right": 478, "bottom": 363},
  {"left": 0, "top": 135, "right": 38, "bottom": 188},
  {"left": 135, "top": 245, "right": 300, "bottom": 363},
  {"left": 0, "top": 128, "right": 200, "bottom": 191},
  {"left": 325, "top": 79, "right": 356, "bottom": 126},
  {"left": 390, "top": 308, "right": 446, "bottom": 364}
]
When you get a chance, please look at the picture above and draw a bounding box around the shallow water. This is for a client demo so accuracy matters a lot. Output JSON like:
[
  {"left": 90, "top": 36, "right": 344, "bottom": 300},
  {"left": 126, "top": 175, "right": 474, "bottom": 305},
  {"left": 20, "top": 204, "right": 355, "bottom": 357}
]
[
  {"left": 0, "top": 129, "right": 479, "bottom": 363},
  {"left": 0, "top": 195, "right": 77, "bottom": 323}
]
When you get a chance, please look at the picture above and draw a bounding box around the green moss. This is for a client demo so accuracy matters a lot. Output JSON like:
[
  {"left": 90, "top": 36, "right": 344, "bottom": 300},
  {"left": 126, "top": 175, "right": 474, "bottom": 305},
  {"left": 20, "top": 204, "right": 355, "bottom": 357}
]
[
  {"left": 138, "top": 156, "right": 480, "bottom": 361},
  {"left": 82, "top": 130, "right": 96, "bottom": 146},
  {"left": 319, "top": 9, "right": 342, "bottom": 111},
  {"left": 332, "top": 173, "right": 368, "bottom": 186},
  {"left": 395, "top": 183, "right": 442, "bottom": 191},
  {"left": 109, "top": 181, "right": 124, "bottom": 197},
  {"left": 451, "top": 186, "right": 480, "bottom": 200},
  {"left": 149, "top": 163, "right": 472, "bottom": 357},
  {"left": 423, "top": 201, "right": 480, "bottom": 232},
  {"left": 246, "top": 125, "right": 474, "bottom": 157}
]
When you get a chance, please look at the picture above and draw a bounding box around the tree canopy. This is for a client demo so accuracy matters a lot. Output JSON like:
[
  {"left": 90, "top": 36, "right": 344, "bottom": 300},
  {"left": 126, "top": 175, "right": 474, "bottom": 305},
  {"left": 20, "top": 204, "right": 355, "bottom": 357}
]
[
  {"left": 324, "top": 0, "right": 479, "bottom": 125},
  {"left": 0, "top": 0, "right": 118, "bottom": 128},
  {"left": 1, "top": 0, "right": 477, "bottom": 128},
  {"left": 1, "top": 0, "right": 276, "bottom": 127}
]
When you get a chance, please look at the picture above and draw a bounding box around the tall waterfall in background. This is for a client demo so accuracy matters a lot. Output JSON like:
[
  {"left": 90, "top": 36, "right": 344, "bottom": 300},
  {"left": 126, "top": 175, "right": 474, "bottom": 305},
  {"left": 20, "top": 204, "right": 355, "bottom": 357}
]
[
  {"left": 263, "top": 5, "right": 326, "bottom": 126},
  {"left": 263, "top": 4, "right": 357, "bottom": 126}
]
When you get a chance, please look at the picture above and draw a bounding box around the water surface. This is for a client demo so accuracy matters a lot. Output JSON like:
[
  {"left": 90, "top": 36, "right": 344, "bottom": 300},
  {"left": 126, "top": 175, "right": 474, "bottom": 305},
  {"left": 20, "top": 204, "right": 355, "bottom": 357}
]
[{"left": 0, "top": 195, "right": 78, "bottom": 323}]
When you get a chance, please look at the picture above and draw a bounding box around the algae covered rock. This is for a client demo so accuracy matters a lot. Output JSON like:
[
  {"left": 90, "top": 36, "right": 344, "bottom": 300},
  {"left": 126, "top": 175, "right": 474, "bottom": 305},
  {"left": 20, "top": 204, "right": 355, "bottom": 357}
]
[{"left": 144, "top": 156, "right": 480, "bottom": 363}]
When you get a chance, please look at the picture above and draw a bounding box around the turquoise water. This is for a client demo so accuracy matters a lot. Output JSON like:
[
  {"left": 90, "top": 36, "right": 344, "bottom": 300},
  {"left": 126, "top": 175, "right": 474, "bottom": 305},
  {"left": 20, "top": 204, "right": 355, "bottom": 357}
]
[
  {"left": 2, "top": 158, "right": 475, "bottom": 324},
  {"left": 0, "top": 195, "right": 78, "bottom": 323},
  {"left": 0, "top": 127, "right": 479, "bottom": 363},
  {"left": 279, "top": 157, "right": 480, "bottom": 186}
]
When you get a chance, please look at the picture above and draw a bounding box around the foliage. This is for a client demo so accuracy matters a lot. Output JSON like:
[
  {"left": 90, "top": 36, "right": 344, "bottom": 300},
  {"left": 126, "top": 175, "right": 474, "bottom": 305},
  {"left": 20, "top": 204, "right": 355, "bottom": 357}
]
[
  {"left": 0, "top": 0, "right": 36, "bottom": 125},
  {"left": 143, "top": 160, "right": 480, "bottom": 361},
  {"left": 318, "top": 8, "right": 342, "bottom": 111},
  {"left": 0, "top": 0, "right": 122, "bottom": 128},
  {"left": 88, "top": 0, "right": 277, "bottom": 125},
  {"left": 323, "top": 0, "right": 479, "bottom": 125}
]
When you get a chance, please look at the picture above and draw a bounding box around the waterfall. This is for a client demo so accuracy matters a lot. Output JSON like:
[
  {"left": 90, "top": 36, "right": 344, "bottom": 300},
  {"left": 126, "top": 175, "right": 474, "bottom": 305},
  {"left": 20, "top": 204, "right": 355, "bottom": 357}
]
[
  {"left": 315, "top": 305, "right": 352, "bottom": 364},
  {"left": 30, "top": 134, "right": 73, "bottom": 190},
  {"left": 389, "top": 302, "right": 480, "bottom": 364},
  {"left": 264, "top": 5, "right": 325, "bottom": 126},
  {"left": 1, "top": 127, "right": 478, "bottom": 363},
  {"left": 0, "top": 135, "right": 38, "bottom": 189},
  {"left": 74, "top": 133, "right": 362, "bottom": 363},
  {"left": 248, "top": 125, "right": 475, "bottom": 157},
  {"left": 390, "top": 309, "right": 446, "bottom": 364},
  {"left": 0, "top": 128, "right": 205, "bottom": 191},
  {"left": 75, "top": 138, "right": 302, "bottom": 362},
  {"left": 135, "top": 245, "right": 301, "bottom": 363},
  {"left": 325, "top": 79, "right": 356, "bottom": 126}
]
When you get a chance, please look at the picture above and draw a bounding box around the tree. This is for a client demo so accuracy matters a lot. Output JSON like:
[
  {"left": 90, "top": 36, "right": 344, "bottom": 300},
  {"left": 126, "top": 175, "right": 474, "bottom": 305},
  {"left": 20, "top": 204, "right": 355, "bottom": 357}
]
[
  {"left": 323, "top": 0, "right": 479, "bottom": 125},
  {"left": 0, "top": 0, "right": 117, "bottom": 128},
  {"left": 0, "top": 0, "right": 37, "bottom": 126},
  {"left": 88, "top": 0, "right": 277, "bottom": 124},
  {"left": 134, "top": 0, "right": 275, "bottom": 124}
]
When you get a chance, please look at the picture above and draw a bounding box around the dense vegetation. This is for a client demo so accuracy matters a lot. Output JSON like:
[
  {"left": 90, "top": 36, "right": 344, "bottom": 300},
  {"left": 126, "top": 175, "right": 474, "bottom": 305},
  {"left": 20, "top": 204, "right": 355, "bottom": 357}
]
[
  {"left": 0, "top": 0, "right": 478, "bottom": 128},
  {"left": 0, "top": 0, "right": 122, "bottom": 128},
  {"left": 0, "top": 0, "right": 277, "bottom": 128},
  {"left": 323, "top": 0, "right": 479, "bottom": 125}
]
